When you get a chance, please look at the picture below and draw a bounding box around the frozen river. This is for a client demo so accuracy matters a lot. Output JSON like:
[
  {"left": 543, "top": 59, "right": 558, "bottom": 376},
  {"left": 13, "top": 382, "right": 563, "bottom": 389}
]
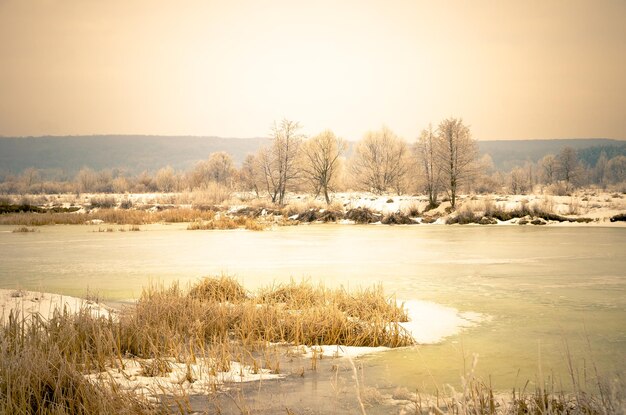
[{"left": 1, "top": 223, "right": 624, "bottom": 391}]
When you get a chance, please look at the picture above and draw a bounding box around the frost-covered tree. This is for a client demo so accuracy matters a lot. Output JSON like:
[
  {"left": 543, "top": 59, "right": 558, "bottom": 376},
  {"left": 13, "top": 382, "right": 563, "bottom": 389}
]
[
  {"left": 434, "top": 118, "right": 478, "bottom": 208},
  {"left": 556, "top": 146, "right": 580, "bottom": 188},
  {"left": 75, "top": 167, "right": 98, "bottom": 194},
  {"left": 301, "top": 130, "right": 346, "bottom": 204},
  {"left": 414, "top": 125, "right": 441, "bottom": 207},
  {"left": 351, "top": 126, "right": 409, "bottom": 194},
  {"left": 539, "top": 154, "right": 557, "bottom": 185},
  {"left": 155, "top": 166, "right": 176, "bottom": 192},
  {"left": 606, "top": 155, "right": 626, "bottom": 184},
  {"left": 206, "top": 152, "right": 236, "bottom": 185},
  {"left": 258, "top": 119, "right": 304, "bottom": 205},
  {"left": 238, "top": 154, "right": 262, "bottom": 196}
]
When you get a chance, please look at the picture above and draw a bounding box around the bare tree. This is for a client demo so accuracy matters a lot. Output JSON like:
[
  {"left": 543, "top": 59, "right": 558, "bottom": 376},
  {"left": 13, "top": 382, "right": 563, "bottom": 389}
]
[
  {"left": 75, "top": 167, "right": 98, "bottom": 194},
  {"left": 134, "top": 170, "right": 156, "bottom": 193},
  {"left": 606, "top": 155, "right": 626, "bottom": 184},
  {"left": 434, "top": 118, "right": 478, "bottom": 208},
  {"left": 155, "top": 166, "right": 176, "bottom": 192},
  {"left": 258, "top": 119, "right": 304, "bottom": 205},
  {"left": 206, "top": 152, "right": 236, "bottom": 185},
  {"left": 539, "top": 154, "right": 557, "bottom": 185},
  {"left": 187, "top": 160, "right": 210, "bottom": 189},
  {"left": 510, "top": 167, "right": 529, "bottom": 194},
  {"left": 301, "top": 130, "right": 347, "bottom": 204},
  {"left": 414, "top": 125, "right": 441, "bottom": 207},
  {"left": 556, "top": 146, "right": 579, "bottom": 188},
  {"left": 594, "top": 152, "right": 608, "bottom": 187},
  {"left": 350, "top": 126, "right": 409, "bottom": 194},
  {"left": 21, "top": 168, "right": 41, "bottom": 193},
  {"left": 238, "top": 154, "right": 262, "bottom": 196},
  {"left": 111, "top": 176, "right": 130, "bottom": 193}
]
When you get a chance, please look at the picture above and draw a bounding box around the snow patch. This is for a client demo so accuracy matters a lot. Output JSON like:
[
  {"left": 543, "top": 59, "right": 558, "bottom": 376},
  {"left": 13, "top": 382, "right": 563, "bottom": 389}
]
[
  {"left": 86, "top": 357, "right": 284, "bottom": 400},
  {"left": 400, "top": 299, "right": 485, "bottom": 344},
  {"left": 0, "top": 289, "right": 112, "bottom": 323}
]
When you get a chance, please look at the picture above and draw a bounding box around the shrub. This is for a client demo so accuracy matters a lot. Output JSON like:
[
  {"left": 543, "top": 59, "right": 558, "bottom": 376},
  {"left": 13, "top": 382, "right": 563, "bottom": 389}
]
[
  {"left": 546, "top": 181, "right": 569, "bottom": 196},
  {"left": 381, "top": 212, "right": 415, "bottom": 225},
  {"left": 120, "top": 199, "right": 133, "bottom": 209},
  {"left": 12, "top": 226, "right": 36, "bottom": 233},
  {"left": 89, "top": 196, "right": 117, "bottom": 209},
  {"left": 345, "top": 208, "right": 381, "bottom": 224},
  {"left": 191, "top": 182, "right": 232, "bottom": 207},
  {"left": 403, "top": 203, "right": 420, "bottom": 217},
  {"left": 446, "top": 207, "right": 479, "bottom": 224},
  {"left": 610, "top": 213, "right": 626, "bottom": 222}
]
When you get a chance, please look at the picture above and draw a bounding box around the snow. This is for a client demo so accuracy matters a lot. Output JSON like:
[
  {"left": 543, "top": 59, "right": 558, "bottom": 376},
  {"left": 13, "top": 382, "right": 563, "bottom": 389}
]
[
  {"left": 400, "top": 299, "right": 485, "bottom": 344},
  {"left": 0, "top": 289, "right": 112, "bottom": 323},
  {"left": 85, "top": 357, "right": 284, "bottom": 400}
]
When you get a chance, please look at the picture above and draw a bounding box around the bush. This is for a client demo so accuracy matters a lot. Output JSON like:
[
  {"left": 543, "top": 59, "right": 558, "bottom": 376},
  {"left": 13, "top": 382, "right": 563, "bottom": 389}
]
[
  {"left": 89, "top": 196, "right": 117, "bottom": 209},
  {"left": 610, "top": 213, "right": 626, "bottom": 222},
  {"left": 546, "top": 181, "right": 570, "bottom": 196},
  {"left": 345, "top": 208, "right": 381, "bottom": 224},
  {"left": 381, "top": 212, "right": 415, "bottom": 225},
  {"left": 191, "top": 182, "right": 232, "bottom": 207},
  {"left": 446, "top": 207, "right": 479, "bottom": 224},
  {"left": 120, "top": 199, "right": 133, "bottom": 209}
]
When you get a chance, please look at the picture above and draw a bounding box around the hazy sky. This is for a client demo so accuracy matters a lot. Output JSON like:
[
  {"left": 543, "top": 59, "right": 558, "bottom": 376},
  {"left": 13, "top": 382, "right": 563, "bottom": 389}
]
[{"left": 1, "top": 0, "right": 625, "bottom": 141}]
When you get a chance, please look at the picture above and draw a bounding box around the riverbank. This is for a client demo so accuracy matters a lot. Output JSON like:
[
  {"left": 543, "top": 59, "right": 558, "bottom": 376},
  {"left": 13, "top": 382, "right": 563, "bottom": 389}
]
[{"left": 1, "top": 190, "right": 625, "bottom": 228}]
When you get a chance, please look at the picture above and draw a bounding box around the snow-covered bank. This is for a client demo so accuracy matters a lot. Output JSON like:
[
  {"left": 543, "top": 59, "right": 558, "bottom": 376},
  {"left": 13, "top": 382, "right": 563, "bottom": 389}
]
[
  {"left": 0, "top": 289, "right": 112, "bottom": 323},
  {"left": 3, "top": 190, "right": 625, "bottom": 227},
  {"left": 86, "top": 358, "right": 284, "bottom": 401}
]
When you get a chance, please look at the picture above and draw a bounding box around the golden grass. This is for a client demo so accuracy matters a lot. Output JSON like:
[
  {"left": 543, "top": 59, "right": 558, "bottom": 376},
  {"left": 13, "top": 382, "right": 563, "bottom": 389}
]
[
  {"left": 186, "top": 216, "right": 266, "bottom": 231},
  {"left": 124, "top": 277, "right": 413, "bottom": 350},
  {"left": 188, "top": 275, "right": 248, "bottom": 302},
  {"left": 0, "top": 208, "right": 218, "bottom": 226},
  {"left": 0, "top": 311, "right": 163, "bottom": 414}
]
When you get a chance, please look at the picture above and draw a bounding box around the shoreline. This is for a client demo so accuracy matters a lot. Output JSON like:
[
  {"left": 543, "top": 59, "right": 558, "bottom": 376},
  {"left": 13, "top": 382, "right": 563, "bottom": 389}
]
[{"left": 1, "top": 190, "right": 625, "bottom": 229}]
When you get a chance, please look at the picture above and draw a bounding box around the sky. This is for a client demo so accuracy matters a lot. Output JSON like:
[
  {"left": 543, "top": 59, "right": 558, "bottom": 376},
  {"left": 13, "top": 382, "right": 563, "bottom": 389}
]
[{"left": 0, "top": 0, "right": 625, "bottom": 141}]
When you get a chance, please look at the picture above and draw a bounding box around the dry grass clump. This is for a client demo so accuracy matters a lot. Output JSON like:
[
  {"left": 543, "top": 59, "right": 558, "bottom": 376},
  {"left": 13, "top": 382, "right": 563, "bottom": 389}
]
[
  {"left": 0, "top": 311, "right": 161, "bottom": 414},
  {"left": 0, "top": 207, "right": 222, "bottom": 226},
  {"left": 257, "top": 280, "right": 409, "bottom": 344},
  {"left": 188, "top": 276, "right": 248, "bottom": 303},
  {"left": 142, "top": 277, "right": 413, "bottom": 348},
  {"left": 190, "top": 182, "right": 232, "bottom": 208},
  {"left": 89, "top": 196, "right": 117, "bottom": 208},
  {"left": 345, "top": 207, "right": 382, "bottom": 224},
  {"left": 381, "top": 212, "right": 416, "bottom": 225},
  {"left": 291, "top": 208, "right": 345, "bottom": 223},
  {"left": 446, "top": 206, "right": 480, "bottom": 224},
  {"left": 154, "top": 208, "right": 215, "bottom": 223},
  {"left": 0, "top": 212, "right": 81, "bottom": 226},
  {"left": 186, "top": 216, "right": 265, "bottom": 231},
  {"left": 445, "top": 200, "right": 594, "bottom": 224},
  {"left": 403, "top": 202, "right": 421, "bottom": 217},
  {"left": 12, "top": 226, "right": 36, "bottom": 233}
]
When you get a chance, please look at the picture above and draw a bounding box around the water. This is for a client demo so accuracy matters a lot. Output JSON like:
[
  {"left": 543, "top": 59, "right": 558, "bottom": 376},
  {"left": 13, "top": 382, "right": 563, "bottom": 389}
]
[{"left": 1, "top": 224, "right": 624, "bottom": 391}]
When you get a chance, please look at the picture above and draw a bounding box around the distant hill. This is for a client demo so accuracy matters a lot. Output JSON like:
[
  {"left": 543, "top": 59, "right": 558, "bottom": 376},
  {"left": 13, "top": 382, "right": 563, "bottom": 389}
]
[
  {"left": 477, "top": 138, "right": 625, "bottom": 171},
  {"left": 0, "top": 135, "right": 269, "bottom": 176},
  {"left": 0, "top": 135, "right": 624, "bottom": 176}
]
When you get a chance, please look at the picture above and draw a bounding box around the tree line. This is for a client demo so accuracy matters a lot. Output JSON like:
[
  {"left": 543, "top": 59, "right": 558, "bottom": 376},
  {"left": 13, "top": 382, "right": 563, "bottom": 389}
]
[{"left": 1, "top": 119, "right": 625, "bottom": 203}]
